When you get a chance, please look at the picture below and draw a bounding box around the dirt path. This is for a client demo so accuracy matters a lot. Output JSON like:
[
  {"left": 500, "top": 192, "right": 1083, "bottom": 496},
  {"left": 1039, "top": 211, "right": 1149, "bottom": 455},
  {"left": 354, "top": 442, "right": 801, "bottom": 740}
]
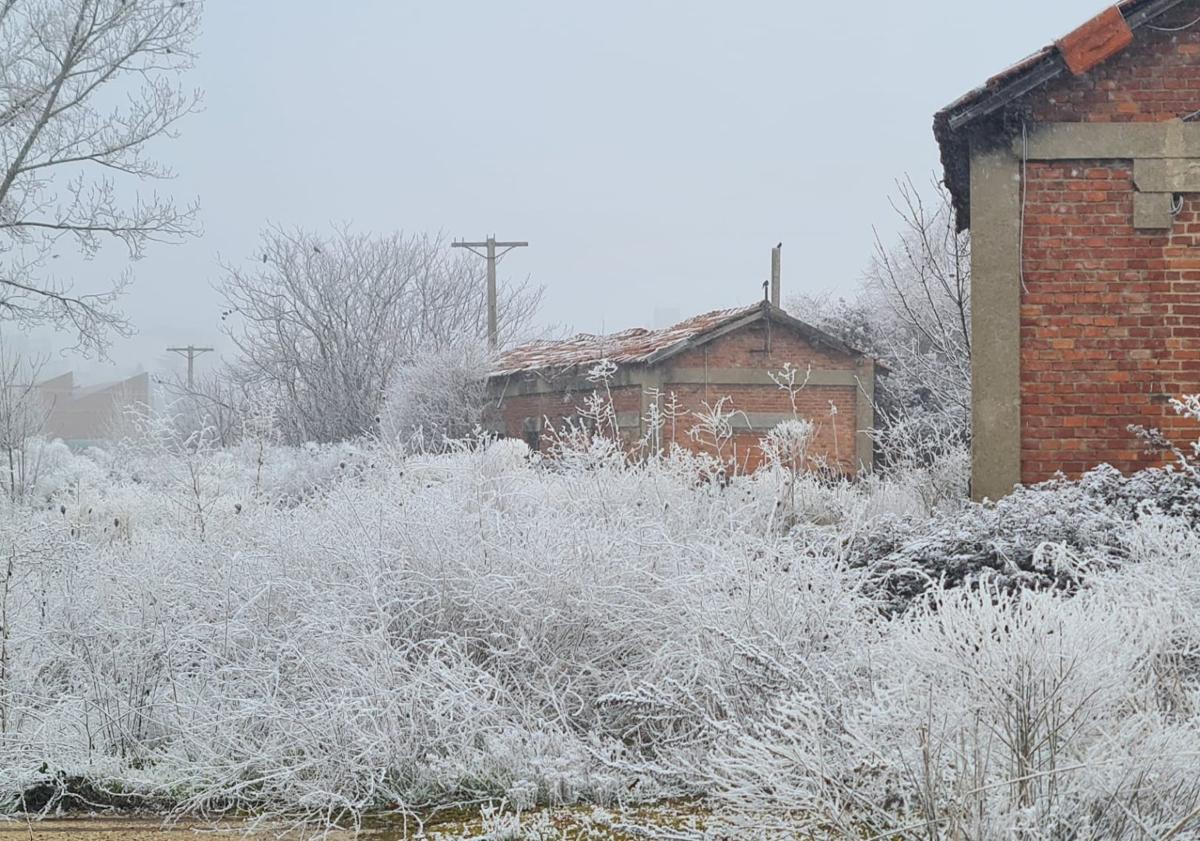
[
  {"left": 0, "top": 818, "right": 395, "bottom": 840},
  {"left": 0, "top": 802, "right": 715, "bottom": 839}
]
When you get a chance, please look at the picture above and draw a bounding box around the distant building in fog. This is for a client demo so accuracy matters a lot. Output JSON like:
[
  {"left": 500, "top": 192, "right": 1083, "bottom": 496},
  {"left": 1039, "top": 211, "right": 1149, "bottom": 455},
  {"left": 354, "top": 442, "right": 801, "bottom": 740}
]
[{"left": 38, "top": 371, "right": 150, "bottom": 448}]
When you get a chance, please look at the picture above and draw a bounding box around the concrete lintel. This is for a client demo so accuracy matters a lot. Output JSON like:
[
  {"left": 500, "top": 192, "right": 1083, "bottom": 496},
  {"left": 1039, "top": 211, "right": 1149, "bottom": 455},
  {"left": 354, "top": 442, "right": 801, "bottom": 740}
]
[
  {"left": 490, "top": 369, "right": 640, "bottom": 398},
  {"left": 970, "top": 136, "right": 1022, "bottom": 501},
  {"left": 1134, "top": 157, "right": 1200, "bottom": 192},
  {"left": 1133, "top": 191, "right": 1175, "bottom": 230},
  {"left": 614, "top": 411, "right": 640, "bottom": 429},
  {"left": 663, "top": 367, "right": 861, "bottom": 388},
  {"left": 730, "top": 412, "right": 798, "bottom": 431},
  {"left": 1017, "top": 121, "right": 1200, "bottom": 160}
]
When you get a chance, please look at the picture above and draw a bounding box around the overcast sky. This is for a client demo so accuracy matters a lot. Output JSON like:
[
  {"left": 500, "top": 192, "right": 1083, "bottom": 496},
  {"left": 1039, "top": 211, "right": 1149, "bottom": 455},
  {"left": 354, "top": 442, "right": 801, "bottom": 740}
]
[{"left": 35, "top": 0, "right": 1110, "bottom": 383}]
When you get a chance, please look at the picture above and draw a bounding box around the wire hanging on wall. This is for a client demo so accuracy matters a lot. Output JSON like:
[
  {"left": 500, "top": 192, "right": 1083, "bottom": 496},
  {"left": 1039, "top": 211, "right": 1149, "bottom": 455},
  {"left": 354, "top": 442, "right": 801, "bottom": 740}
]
[
  {"left": 1147, "top": 14, "right": 1200, "bottom": 32},
  {"left": 1019, "top": 121, "right": 1029, "bottom": 294}
]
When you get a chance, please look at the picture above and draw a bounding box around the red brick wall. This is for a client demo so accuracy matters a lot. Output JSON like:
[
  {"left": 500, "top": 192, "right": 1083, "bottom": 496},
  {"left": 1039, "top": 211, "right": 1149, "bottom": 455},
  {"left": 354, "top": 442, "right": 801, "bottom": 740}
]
[
  {"left": 1014, "top": 12, "right": 1200, "bottom": 483},
  {"left": 490, "top": 320, "right": 865, "bottom": 474},
  {"left": 668, "top": 323, "right": 854, "bottom": 371},
  {"left": 1031, "top": 10, "right": 1200, "bottom": 124},
  {"left": 494, "top": 385, "right": 643, "bottom": 449},
  {"left": 660, "top": 384, "right": 857, "bottom": 473}
]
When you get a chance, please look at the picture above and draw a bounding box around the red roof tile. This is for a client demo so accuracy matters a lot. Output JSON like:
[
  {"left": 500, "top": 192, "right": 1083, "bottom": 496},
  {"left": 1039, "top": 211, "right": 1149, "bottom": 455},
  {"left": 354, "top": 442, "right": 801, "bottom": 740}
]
[
  {"left": 490, "top": 303, "right": 866, "bottom": 378},
  {"left": 934, "top": 0, "right": 1181, "bottom": 229},
  {"left": 490, "top": 305, "right": 761, "bottom": 378}
]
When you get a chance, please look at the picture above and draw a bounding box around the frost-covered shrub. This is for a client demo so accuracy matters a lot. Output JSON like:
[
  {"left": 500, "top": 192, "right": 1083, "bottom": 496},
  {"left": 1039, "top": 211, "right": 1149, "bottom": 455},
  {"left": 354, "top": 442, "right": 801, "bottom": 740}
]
[
  {"left": 760, "top": 418, "right": 814, "bottom": 476},
  {"left": 381, "top": 343, "right": 492, "bottom": 453},
  {"left": 705, "top": 510, "right": 1200, "bottom": 839},
  {"left": 0, "top": 417, "right": 1197, "bottom": 838},
  {"left": 844, "top": 463, "right": 1200, "bottom": 613}
]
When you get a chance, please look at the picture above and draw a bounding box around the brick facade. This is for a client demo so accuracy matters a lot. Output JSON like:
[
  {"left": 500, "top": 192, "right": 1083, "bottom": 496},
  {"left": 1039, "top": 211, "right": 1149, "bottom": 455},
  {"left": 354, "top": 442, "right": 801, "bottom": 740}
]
[
  {"left": 1030, "top": 8, "right": 1200, "bottom": 125},
  {"left": 937, "top": 0, "right": 1200, "bottom": 495},
  {"left": 488, "top": 307, "right": 872, "bottom": 474},
  {"left": 1019, "top": 12, "right": 1200, "bottom": 482},
  {"left": 1021, "top": 160, "right": 1200, "bottom": 481}
]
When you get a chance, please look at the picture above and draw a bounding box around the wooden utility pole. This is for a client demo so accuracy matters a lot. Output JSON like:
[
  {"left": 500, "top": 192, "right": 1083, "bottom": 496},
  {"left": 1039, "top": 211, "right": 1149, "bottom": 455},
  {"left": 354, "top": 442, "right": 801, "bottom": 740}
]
[
  {"left": 451, "top": 236, "right": 528, "bottom": 349},
  {"left": 166, "top": 345, "right": 214, "bottom": 390},
  {"left": 770, "top": 243, "right": 782, "bottom": 307}
]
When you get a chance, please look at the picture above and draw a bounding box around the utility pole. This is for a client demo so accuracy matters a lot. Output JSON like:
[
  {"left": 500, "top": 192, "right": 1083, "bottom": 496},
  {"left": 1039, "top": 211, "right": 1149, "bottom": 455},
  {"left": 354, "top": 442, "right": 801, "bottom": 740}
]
[
  {"left": 770, "top": 243, "right": 782, "bottom": 307},
  {"left": 451, "top": 236, "right": 528, "bottom": 349},
  {"left": 166, "top": 345, "right": 214, "bottom": 390}
]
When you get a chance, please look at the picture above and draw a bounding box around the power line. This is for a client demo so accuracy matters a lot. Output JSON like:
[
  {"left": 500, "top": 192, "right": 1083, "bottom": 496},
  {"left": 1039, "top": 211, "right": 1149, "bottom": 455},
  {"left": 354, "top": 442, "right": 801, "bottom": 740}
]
[{"left": 452, "top": 236, "right": 528, "bottom": 350}]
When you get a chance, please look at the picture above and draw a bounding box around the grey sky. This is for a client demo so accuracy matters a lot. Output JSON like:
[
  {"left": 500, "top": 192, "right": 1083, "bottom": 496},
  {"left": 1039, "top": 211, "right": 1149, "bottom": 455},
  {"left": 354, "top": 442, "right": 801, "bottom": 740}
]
[{"left": 38, "top": 0, "right": 1108, "bottom": 383}]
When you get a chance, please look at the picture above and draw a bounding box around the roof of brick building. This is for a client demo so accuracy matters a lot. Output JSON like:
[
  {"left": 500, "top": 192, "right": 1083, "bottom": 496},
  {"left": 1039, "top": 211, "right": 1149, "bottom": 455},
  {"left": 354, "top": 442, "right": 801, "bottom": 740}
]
[
  {"left": 489, "top": 301, "right": 864, "bottom": 378},
  {"left": 934, "top": 0, "right": 1185, "bottom": 228}
]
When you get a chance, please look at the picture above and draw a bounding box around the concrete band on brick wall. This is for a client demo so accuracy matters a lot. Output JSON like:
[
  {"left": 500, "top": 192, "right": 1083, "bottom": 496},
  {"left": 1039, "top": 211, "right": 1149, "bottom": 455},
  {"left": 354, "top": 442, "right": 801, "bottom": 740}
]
[
  {"left": 1134, "top": 158, "right": 1200, "bottom": 191},
  {"left": 517, "top": 410, "right": 819, "bottom": 433},
  {"left": 1016, "top": 121, "right": 1200, "bottom": 160},
  {"left": 1017, "top": 122, "right": 1200, "bottom": 230},
  {"left": 969, "top": 135, "right": 1022, "bottom": 501},
  {"left": 491, "top": 367, "right": 866, "bottom": 397}
]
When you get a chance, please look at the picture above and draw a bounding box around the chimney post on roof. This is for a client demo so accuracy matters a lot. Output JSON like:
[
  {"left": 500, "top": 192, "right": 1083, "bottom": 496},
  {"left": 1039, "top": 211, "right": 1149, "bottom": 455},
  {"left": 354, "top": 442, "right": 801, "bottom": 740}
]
[{"left": 770, "top": 243, "right": 782, "bottom": 307}]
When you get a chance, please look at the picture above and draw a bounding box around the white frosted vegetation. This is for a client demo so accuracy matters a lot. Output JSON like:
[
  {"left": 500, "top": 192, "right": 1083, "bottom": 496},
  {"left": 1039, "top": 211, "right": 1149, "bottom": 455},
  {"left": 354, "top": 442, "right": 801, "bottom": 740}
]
[{"left": 0, "top": 415, "right": 1198, "bottom": 839}]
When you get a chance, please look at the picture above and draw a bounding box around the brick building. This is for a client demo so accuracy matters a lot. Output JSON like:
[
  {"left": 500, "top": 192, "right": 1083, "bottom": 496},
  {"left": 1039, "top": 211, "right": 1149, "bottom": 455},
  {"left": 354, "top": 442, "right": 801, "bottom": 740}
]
[
  {"left": 935, "top": 0, "right": 1200, "bottom": 500},
  {"left": 38, "top": 371, "right": 150, "bottom": 448},
  {"left": 486, "top": 302, "right": 877, "bottom": 474}
]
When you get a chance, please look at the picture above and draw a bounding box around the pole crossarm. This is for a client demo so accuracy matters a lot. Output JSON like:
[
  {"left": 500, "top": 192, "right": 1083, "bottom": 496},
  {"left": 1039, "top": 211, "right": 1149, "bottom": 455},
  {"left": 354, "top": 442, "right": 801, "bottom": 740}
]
[
  {"left": 451, "top": 236, "right": 528, "bottom": 350},
  {"left": 166, "top": 345, "right": 215, "bottom": 390}
]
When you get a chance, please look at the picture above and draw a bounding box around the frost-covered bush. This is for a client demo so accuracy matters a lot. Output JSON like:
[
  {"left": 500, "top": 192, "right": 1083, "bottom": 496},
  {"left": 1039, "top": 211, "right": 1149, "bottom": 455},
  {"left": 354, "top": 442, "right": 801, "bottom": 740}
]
[
  {"left": 0, "top": 413, "right": 1197, "bottom": 839},
  {"left": 844, "top": 462, "right": 1200, "bottom": 613},
  {"left": 380, "top": 343, "right": 492, "bottom": 452},
  {"left": 705, "top": 511, "right": 1200, "bottom": 839}
]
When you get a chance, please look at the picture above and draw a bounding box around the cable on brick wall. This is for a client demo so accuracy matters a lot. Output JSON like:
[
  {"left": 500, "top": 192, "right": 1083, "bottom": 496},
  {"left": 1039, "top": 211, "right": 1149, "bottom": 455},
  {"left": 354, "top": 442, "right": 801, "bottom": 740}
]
[
  {"left": 1147, "top": 13, "right": 1200, "bottom": 32},
  {"left": 1019, "top": 121, "right": 1029, "bottom": 294}
]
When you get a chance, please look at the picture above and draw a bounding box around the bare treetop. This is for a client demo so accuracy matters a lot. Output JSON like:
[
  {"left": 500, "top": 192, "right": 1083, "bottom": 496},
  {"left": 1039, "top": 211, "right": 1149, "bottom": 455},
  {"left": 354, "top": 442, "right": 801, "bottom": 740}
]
[
  {"left": 215, "top": 226, "right": 542, "bottom": 444},
  {"left": 0, "top": 0, "right": 203, "bottom": 355}
]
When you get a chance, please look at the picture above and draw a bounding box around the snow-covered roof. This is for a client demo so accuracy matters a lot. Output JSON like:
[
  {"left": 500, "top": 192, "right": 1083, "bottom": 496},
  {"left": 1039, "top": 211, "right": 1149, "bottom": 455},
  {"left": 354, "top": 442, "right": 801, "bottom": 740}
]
[{"left": 489, "top": 302, "right": 863, "bottom": 379}]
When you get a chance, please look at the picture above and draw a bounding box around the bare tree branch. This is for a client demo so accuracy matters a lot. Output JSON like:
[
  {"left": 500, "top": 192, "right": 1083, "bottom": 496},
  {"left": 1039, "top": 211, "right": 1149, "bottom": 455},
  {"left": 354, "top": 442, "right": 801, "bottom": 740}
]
[
  {"left": 790, "top": 177, "right": 971, "bottom": 463},
  {"left": 0, "top": 0, "right": 203, "bottom": 356}
]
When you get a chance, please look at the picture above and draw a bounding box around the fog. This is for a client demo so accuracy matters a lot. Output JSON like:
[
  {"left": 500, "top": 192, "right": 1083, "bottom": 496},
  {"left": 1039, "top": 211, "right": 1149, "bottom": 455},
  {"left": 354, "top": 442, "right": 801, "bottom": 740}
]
[{"left": 24, "top": 0, "right": 1105, "bottom": 385}]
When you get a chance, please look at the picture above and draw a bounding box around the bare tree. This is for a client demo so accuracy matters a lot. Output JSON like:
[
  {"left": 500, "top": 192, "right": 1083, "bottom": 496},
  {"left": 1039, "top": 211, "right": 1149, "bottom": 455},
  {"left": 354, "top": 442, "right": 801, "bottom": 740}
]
[
  {"left": 792, "top": 177, "right": 971, "bottom": 457},
  {"left": 217, "top": 226, "right": 542, "bottom": 444},
  {"left": 0, "top": 0, "right": 203, "bottom": 355},
  {"left": 0, "top": 337, "right": 49, "bottom": 500},
  {"left": 868, "top": 177, "right": 971, "bottom": 419},
  {"left": 156, "top": 367, "right": 246, "bottom": 447}
]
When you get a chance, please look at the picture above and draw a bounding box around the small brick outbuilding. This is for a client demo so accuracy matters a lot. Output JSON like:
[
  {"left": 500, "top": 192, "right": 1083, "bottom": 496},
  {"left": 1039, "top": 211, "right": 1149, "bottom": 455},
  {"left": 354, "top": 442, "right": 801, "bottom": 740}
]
[
  {"left": 486, "top": 302, "right": 877, "bottom": 474},
  {"left": 936, "top": 0, "right": 1200, "bottom": 500}
]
